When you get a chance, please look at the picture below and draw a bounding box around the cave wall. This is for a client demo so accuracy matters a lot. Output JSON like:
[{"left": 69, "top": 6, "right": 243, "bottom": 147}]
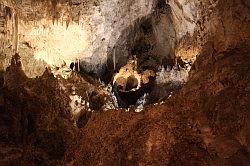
[
  {"left": 0, "top": 0, "right": 248, "bottom": 87},
  {"left": 0, "top": 0, "right": 202, "bottom": 78},
  {"left": 106, "top": 2, "right": 176, "bottom": 75},
  {"left": 0, "top": 0, "right": 250, "bottom": 165},
  {"left": 0, "top": 0, "right": 156, "bottom": 77},
  {"left": 167, "top": 0, "right": 199, "bottom": 64},
  {"left": 66, "top": 0, "right": 250, "bottom": 165}
]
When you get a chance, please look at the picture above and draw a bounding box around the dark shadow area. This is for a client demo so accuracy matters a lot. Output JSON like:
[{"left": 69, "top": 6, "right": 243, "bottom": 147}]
[
  {"left": 125, "top": 76, "right": 139, "bottom": 91},
  {"left": 89, "top": 91, "right": 105, "bottom": 111},
  {"left": 77, "top": 112, "right": 92, "bottom": 128},
  {"left": 34, "top": 132, "right": 66, "bottom": 160},
  {"left": 0, "top": 70, "right": 4, "bottom": 112},
  {"left": 113, "top": 76, "right": 155, "bottom": 108}
]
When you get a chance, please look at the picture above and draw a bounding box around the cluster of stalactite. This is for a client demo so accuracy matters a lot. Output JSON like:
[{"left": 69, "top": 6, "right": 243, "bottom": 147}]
[{"left": 0, "top": 3, "right": 18, "bottom": 54}]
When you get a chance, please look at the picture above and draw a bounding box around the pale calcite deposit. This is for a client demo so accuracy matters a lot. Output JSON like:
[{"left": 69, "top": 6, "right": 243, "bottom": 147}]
[
  {"left": 167, "top": 0, "right": 198, "bottom": 39},
  {"left": 0, "top": 0, "right": 203, "bottom": 78},
  {"left": 19, "top": 19, "right": 90, "bottom": 66},
  {"left": 0, "top": 0, "right": 156, "bottom": 77},
  {"left": 167, "top": 0, "right": 199, "bottom": 64}
]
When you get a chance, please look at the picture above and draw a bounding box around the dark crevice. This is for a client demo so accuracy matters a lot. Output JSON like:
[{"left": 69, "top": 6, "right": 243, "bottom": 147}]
[
  {"left": 77, "top": 112, "right": 91, "bottom": 128},
  {"left": 89, "top": 91, "right": 105, "bottom": 111}
]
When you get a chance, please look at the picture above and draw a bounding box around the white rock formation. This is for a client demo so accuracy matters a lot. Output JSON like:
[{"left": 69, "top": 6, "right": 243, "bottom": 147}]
[
  {"left": 0, "top": 0, "right": 201, "bottom": 78},
  {"left": 0, "top": 0, "right": 155, "bottom": 77}
]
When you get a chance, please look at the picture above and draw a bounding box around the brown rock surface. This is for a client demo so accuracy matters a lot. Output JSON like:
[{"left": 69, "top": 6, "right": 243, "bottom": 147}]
[
  {"left": 66, "top": 46, "right": 249, "bottom": 166},
  {"left": 0, "top": 0, "right": 249, "bottom": 165}
]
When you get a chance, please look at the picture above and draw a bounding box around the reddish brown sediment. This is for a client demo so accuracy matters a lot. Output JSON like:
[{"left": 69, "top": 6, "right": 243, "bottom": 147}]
[{"left": 0, "top": 0, "right": 249, "bottom": 165}]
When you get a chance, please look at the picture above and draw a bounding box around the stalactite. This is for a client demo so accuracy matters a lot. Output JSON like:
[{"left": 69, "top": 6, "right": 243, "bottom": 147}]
[
  {"left": 72, "top": 58, "right": 81, "bottom": 72},
  {"left": 51, "top": 0, "right": 59, "bottom": 25},
  {"left": 78, "top": 59, "right": 80, "bottom": 72},
  {"left": 66, "top": 17, "right": 70, "bottom": 29},
  {"left": 60, "top": 16, "right": 63, "bottom": 26},
  {"left": 0, "top": 5, "right": 5, "bottom": 51},
  {"left": 12, "top": 11, "right": 18, "bottom": 53},
  {"left": 77, "top": 11, "right": 80, "bottom": 25},
  {"left": 113, "top": 47, "right": 116, "bottom": 71}
]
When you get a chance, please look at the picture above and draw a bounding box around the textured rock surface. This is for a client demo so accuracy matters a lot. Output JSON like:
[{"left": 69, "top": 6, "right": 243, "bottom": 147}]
[
  {"left": 0, "top": 0, "right": 200, "bottom": 77},
  {"left": 0, "top": 0, "right": 156, "bottom": 77},
  {"left": 0, "top": 0, "right": 249, "bottom": 165}
]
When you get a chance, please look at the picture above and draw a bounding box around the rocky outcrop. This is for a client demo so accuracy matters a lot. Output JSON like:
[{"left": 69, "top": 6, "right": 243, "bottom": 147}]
[
  {"left": 0, "top": 53, "right": 114, "bottom": 164},
  {"left": 0, "top": 0, "right": 249, "bottom": 165},
  {"left": 70, "top": 0, "right": 250, "bottom": 165}
]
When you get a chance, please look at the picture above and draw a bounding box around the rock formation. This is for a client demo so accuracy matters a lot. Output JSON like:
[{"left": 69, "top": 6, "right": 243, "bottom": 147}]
[{"left": 0, "top": 0, "right": 249, "bottom": 165}]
